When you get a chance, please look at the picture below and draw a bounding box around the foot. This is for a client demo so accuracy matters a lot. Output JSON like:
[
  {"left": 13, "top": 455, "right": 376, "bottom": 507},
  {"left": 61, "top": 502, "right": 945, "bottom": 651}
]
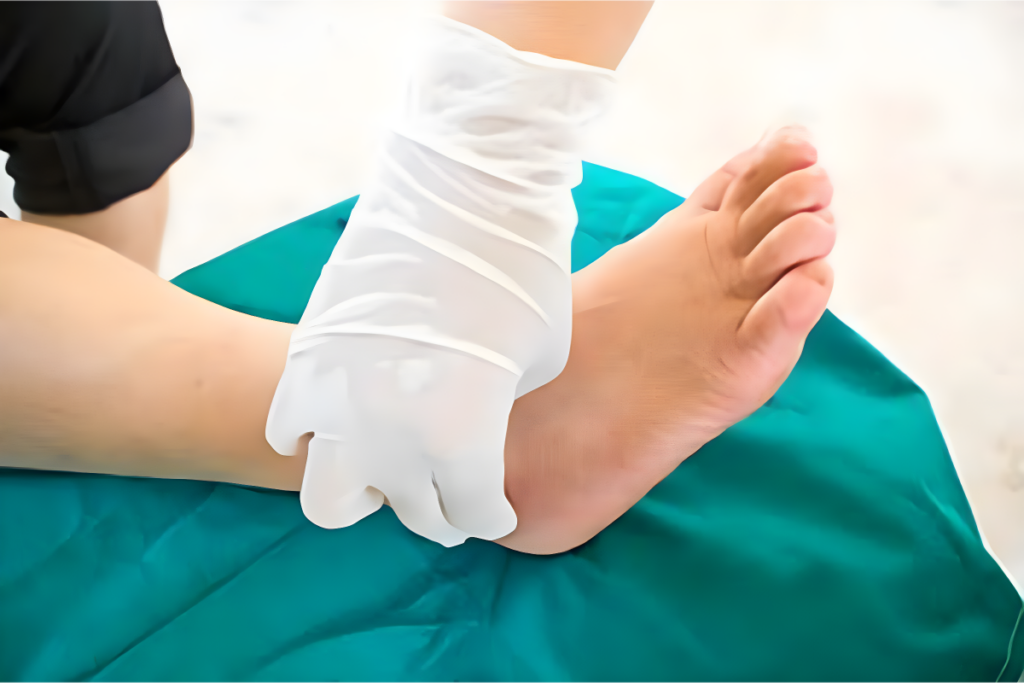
[{"left": 500, "top": 127, "right": 836, "bottom": 554}]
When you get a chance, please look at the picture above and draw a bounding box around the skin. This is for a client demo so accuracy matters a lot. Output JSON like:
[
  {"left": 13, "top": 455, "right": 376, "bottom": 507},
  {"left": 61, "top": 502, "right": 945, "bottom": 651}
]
[
  {"left": 20, "top": 170, "right": 171, "bottom": 273},
  {"left": 0, "top": 5, "right": 835, "bottom": 553},
  {"left": 502, "top": 130, "right": 835, "bottom": 552},
  {"left": 442, "top": 1, "right": 655, "bottom": 70},
  {"left": 0, "top": 126, "right": 835, "bottom": 555},
  {"left": 0, "top": 218, "right": 298, "bottom": 489}
]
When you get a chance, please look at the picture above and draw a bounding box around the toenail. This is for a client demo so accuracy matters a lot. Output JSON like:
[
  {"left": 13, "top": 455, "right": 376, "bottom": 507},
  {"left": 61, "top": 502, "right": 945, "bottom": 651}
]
[
  {"left": 782, "top": 137, "right": 817, "bottom": 163},
  {"left": 809, "top": 166, "right": 829, "bottom": 181}
]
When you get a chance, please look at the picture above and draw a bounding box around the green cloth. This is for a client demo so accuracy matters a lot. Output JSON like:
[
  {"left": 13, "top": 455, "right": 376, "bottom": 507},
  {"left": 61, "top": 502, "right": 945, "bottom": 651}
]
[{"left": 1, "top": 162, "right": 1022, "bottom": 681}]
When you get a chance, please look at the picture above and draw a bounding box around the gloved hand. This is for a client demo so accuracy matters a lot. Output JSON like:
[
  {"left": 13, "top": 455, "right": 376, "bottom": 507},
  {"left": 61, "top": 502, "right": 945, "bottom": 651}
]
[{"left": 266, "top": 17, "right": 615, "bottom": 546}]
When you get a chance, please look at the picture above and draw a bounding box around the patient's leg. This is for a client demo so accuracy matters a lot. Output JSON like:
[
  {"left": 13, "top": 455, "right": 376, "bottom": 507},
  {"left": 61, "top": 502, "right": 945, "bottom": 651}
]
[
  {"left": 0, "top": 127, "right": 833, "bottom": 554},
  {"left": 0, "top": 217, "right": 303, "bottom": 489}
]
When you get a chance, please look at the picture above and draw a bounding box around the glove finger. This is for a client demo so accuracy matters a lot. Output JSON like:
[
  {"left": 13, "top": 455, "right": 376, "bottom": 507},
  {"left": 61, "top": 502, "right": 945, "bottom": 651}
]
[
  {"left": 300, "top": 434, "right": 383, "bottom": 529},
  {"left": 426, "top": 370, "right": 518, "bottom": 540},
  {"left": 267, "top": 351, "right": 351, "bottom": 456},
  {"left": 383, "top": 466, "right": 471, "bottom": 548}
]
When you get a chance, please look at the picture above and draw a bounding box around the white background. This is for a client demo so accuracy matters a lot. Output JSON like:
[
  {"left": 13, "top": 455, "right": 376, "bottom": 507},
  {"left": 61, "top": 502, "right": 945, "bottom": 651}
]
[{"left": 1, "top": 1, "right": 1021, "bottom": 585}]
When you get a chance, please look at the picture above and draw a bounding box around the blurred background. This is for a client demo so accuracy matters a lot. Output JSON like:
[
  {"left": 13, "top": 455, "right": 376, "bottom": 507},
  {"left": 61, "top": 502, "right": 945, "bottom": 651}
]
[{"left": 0, "top": 0, "right": 1021, "bottom": 585}]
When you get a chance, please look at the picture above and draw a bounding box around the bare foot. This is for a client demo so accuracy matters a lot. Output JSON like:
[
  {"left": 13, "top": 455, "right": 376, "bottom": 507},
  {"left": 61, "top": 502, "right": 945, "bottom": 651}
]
[{"left": 501, "top": 127, "right": 836, "bottom": 554}]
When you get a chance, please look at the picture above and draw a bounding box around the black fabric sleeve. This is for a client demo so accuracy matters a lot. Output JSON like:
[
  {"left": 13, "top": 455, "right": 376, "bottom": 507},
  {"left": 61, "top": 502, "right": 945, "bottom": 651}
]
[{"left": 0, "top": 2, "right": 194, "bottom": 215}]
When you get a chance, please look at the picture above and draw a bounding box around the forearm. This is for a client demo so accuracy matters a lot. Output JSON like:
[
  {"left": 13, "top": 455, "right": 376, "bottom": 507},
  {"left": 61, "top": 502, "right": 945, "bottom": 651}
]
[{"left": 442, "top": 1, "right": 653, "bottom": 70}]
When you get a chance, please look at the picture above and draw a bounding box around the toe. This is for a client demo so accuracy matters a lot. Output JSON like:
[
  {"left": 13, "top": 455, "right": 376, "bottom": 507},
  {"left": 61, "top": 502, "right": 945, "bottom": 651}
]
[
  {"left": 737, "top": 257, "right": 833, "bottom": 368},
  {"left": 736, "top": 165, "right": 834, "bottom": 255},
  {"left": 740, "top": 210, "right": 836, "bottom": 296},
  {"left": 720, "top": 127, "right": 818, "bottom": 216}
]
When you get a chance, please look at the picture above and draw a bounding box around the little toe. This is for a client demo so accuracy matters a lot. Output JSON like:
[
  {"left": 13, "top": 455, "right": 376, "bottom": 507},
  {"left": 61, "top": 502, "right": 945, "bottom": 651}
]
[
  {"left": 720, "top": 127, "right": 819, "bottom": 216},
  {"left": 740, "top": 210, "right": 836, "bottom": 297},
  {"left": 736, "top": 165, "right": 834, "bottom": 255},
  {"left": 676, "top": 144, "right": 762, "bottom": 219}
]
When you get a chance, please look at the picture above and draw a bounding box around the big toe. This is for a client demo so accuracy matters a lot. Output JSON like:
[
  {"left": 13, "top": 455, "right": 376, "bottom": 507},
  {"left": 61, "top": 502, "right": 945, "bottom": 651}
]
[{"left": 737, "top": 257, "right": 833, "bottom": 374}]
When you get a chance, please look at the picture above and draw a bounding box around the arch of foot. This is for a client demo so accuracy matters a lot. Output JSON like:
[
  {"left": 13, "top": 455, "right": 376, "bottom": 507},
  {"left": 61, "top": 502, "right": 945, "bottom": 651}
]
[{"left": 265, "top": 17, "right": 616, "bottom": 546}]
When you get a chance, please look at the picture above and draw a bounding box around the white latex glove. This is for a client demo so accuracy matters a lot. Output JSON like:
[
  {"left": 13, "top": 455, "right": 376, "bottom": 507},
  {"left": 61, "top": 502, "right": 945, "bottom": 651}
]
[{"left": 266, "top": 17, "right": 615, "bottom": 546}]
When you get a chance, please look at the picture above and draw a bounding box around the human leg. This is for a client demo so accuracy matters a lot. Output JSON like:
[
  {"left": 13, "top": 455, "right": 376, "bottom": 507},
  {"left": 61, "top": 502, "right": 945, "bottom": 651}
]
[
  {"left": 0, "top": 126, "right": 834, "bottom": 554},
  {"left": 0, "top": 216, "right": 301, "bottom": 489},
  {"left": 0, "top": 1, "right": 192, "bottom": 271}
]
